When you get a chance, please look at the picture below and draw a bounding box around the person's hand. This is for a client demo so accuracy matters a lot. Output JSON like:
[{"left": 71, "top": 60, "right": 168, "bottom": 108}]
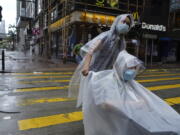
[{"left": 82, "top": 67, "right": 89, "bottom": 76}]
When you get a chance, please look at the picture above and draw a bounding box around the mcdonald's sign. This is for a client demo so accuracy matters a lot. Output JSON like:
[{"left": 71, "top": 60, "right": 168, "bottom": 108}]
[{"left": 132, "top": 12, "right": 139, "bottom": 21}]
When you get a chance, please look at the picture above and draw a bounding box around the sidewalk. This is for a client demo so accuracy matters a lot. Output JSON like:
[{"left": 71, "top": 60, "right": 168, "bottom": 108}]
[
  {"left": 0, "top": 51, "right": 78, "bottom": 73},
  {"left": 1, "top": 51, "right": 180, "bottom": 73},
  {"left": 32, "top": 55, "right": 78, "bottom": 71}
]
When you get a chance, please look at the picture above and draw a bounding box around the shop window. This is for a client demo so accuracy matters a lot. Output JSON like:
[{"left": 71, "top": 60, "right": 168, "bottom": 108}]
[
  {"left": 151, "top": 0, "right": 162, "bottom": 16},
  {"left": 51, "top": 9, "right": 57, "bottom": 22},
  {"left": 119, "top": 3, "right": 128, "bottom": 11},
  {"left": 129, "top": 0, "right": 137, "bottom": 5},
  {"left": 175, "top": 14, "right": 180, "bottom": 28},
  {"left": 57, "top": 4, "right": 63, "bottom": 18},
  {"left": 119, "top": 0, "right": 127, "bottom": 4},
  {"left": 21, "top": 1, "right": 26, "bottom": 8},
  {"left": 75, "top": 0, "right": 94, "bottom": 4},
  {"left": 137, "top": 7, "right": 143, "bottom": 14},
  {"left": 37, "top": 0, "right": 43, "bottom": 14},
  {"left": 129, "top": 6, "right": 136, "bottom": 12},
  {"left": 138, "top": 0, "right": 143, "bottom": 6}
]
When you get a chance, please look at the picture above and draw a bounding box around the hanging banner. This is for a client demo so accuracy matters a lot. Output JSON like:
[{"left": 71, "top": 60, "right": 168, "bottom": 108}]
[{"left": 79, "top": 0, "right": 119, "bottom": 9}]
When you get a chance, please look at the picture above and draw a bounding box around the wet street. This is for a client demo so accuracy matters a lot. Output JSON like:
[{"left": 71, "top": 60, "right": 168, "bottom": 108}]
[{"left": 0, "top": 51, "right": 180, "bottom": 135}]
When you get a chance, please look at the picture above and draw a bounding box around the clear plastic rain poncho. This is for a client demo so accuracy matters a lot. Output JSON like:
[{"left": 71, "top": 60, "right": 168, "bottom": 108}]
[
  {"left": 68, "top": 14, "right": 180, "bottom": 135},
  {"left": 68, "top": 14, "right": 135, "bottom": 100},
  {"left": 82, "top": 50, "right": 180, "bottom": 135}
]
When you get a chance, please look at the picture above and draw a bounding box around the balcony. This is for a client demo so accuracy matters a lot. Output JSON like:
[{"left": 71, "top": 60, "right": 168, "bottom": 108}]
[{"left": 16, "top": 8, "right": 33, "bottom": 28}]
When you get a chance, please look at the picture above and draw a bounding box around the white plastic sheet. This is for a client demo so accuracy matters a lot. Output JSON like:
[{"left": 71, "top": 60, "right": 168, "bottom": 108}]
[
  {"left": 68, "top": 14, "right": 134, "bottom": 99},
  {"left": 80, "top": 50, "right": 180, "bottom": 135}
]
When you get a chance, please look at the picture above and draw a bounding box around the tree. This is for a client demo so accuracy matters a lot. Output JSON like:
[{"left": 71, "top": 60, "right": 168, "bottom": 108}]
[{"left": 8, "top": 24, "right": 17, "bottom": 50}]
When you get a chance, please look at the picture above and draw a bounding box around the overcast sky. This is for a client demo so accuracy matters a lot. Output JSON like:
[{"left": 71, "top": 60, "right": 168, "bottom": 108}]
[{"left": 0, "top": 0, "right": 16, "bottom": 33}]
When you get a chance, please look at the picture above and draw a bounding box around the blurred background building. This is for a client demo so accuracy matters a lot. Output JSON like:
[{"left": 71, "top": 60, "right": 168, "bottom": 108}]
[
  {"left": 168, "top": 0, "right": 180, "bottom": 63},
  {"left": 16, "top": 0, "right": 180, "bottom": 65},
  {"left": 0, "top": 20, "right": 6, "bottom": 40}
]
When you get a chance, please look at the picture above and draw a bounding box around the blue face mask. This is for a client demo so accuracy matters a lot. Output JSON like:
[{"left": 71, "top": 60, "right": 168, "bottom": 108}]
[
  {"left": 116, "top": 23, "right": 129, "bottom": 35},
  {"left": 123, "top": 69, "right": 136, "bottom": 81}
]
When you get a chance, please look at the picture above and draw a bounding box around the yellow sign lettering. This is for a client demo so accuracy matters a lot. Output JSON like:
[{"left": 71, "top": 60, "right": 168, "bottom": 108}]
[
  {"left": 96, "top": 0, "right": 104, "bottom": 7},
  {"left": 100, "top": 15, "right": 106, "bottom": 25},
  {"left": 132, "top": 12, "right": 139, "bottom": 21}
]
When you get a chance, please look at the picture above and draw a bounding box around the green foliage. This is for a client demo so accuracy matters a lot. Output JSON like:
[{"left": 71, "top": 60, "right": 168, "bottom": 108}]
[
  {"left": 8, "top": 24, "right": 17, "bottom": 36},
  {"left": 0, "top": 40, "right": 8, "bottom": 49}
]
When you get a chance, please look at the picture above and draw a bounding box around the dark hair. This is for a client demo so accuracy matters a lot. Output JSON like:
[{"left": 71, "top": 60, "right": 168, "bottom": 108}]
[{"left": 126, "top": 16, "right": 132, "bottom": 27}]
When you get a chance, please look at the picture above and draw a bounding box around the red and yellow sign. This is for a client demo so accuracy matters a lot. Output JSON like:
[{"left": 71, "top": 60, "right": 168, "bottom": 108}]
[
  {"left": 49, "top": 11, "right": 116, "bottom": 32},
  {"left": 80, "top": 12, "right": 115, "bottom": 26},
  {"left": 49, "top": 16, "right": 70, "bottom": 32}
]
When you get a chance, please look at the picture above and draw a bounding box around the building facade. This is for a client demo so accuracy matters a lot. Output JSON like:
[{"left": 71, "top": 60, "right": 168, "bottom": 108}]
[
  {"left": 16, "top": 0, "right": 35, "bottom": 51},
  {"left": 17, "top": 0, "right": 179, "bottom": 65},
  {"left": 136, "top": 0, "right": 171, "bottom": 66},
  {"left": 168, "top": 0, "right": 180, "bottom": 63},
  {"left": 0, "top": 20, "right": 6, "bottom": 40},
  {"left": 46, "top": 0, "right": 145, "bottom": 63}
]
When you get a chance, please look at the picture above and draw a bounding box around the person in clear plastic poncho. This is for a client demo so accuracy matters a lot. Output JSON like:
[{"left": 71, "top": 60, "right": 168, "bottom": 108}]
[
  {"left": 68, "top": 14, "right": 180, "bottom": 135},
  {"left": 68, "top": 14, "right": 134, "bottom": 98}
]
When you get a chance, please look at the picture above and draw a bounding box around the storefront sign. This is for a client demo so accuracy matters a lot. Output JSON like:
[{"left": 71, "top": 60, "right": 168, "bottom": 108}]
[
  {"left": 132, "top": 12, "right": 139, "bottom": 22},
  {"left": 96, "top": 0, "right": 105, "bottom": 7},
  {"left": 49, "top": 16, "right": 69, "bottom": 32},
  {"left": 106, "top": 0, "right": 119, "bottom": 8},
  {"left": 87, "top": 0, "right": 119, "bottom": 8},
  {"left": 142, "top": 22, "right": 166, "bottom": 32},
  {"left": 49, "top": 11, "right": 115, "bottom": 32},
  {"left": 80, "top": 12, "right": 115, "bottom": 26},
  {"left": 143, "top": 34, "right": 158, "bottom": 39}
]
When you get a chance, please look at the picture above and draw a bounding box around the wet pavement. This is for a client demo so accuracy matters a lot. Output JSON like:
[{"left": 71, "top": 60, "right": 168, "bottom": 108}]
[
  {"left": 0, "top": 51, "right": 77, "bottom": 73},
  {"left": 0, "top": 51, "right": 180, "bottom": 135}
]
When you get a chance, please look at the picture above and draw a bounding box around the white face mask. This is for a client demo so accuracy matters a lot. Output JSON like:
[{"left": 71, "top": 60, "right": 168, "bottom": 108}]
[{"left": 116, "top": 23, "right": 129, "bottom": 35}]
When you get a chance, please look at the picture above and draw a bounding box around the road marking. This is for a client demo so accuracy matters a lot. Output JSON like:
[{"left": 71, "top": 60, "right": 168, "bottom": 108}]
[
  {"left": 165, "top": 97, "right": 180, "bottom": 105},
  {"left": 12, "top": 71, "right": 171, "bottom": 76},
  {"left": 145, "top": 68, "right": 180, "bottom": 72},
  {"left": 19, "top": 97, "right": 75, "bottom": 106},
  {"left": 18, "top": 111, "right": 83, "bottom": 131},
  {"left": 18, "top": 95, "right": 180, "bottom": 106},
  {"left": 16, "top": 76, "right": 72, "bottom": 79},
  {"left": 13, "top": 72, "right": 73, "bottom": 75},
  {"left": 41, "top": 68, "right": 76, "bottom": 71},
  {"left": 18, "top": 96, "right": 180, "bottom": 131},
  {"left": 19, "top": 77, "right": 180, "bottom": 84},
  {"left": 137, "top": 77, "right": 180, "bottom": 83},
  {"left": 138, "top": 73, "right": 180, "bottom": 78},
  {"left": 147, "top": 84, "right": 180, "bottom": 91},
  {"left": 15, "top": 83, "right": 180, "bottom": 93},
  {"left": 19, "top": 80, "right": 70, "bottom": 84},
  {"left": 15, "top": 86, "right": 69, "bottom": 92},
  {"left": 15, "top": 83, "right": 180, "bottom": 94},
  {"left": 16, "top": 73, "right": 173, "bottom": 83},
  {"left": 144, "top": 70, "right": 169, "bottom": 72}
]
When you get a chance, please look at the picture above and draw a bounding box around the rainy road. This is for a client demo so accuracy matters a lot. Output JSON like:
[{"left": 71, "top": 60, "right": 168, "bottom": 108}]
[{"left": 0, "top": 51, "right": 180, "bottom": 135}]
